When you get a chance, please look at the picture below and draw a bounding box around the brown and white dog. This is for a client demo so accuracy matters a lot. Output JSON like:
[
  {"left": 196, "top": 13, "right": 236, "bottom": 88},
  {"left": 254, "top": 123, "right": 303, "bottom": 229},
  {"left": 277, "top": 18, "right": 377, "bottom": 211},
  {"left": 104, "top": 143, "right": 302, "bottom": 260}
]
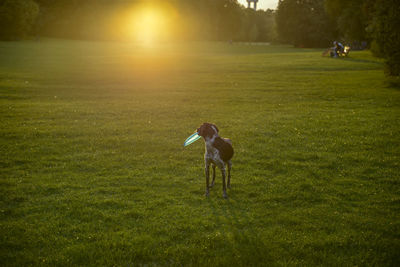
[{"left": 197, "top": 123, "right": 234, "bottom": 198}]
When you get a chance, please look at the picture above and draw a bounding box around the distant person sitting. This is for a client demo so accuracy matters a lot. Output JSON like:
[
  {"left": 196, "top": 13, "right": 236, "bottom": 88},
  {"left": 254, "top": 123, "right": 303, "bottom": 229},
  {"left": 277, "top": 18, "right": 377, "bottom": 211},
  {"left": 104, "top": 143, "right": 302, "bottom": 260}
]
[
  {"left": 322, "top": 41, "right": 350, "bottom": 57},
  {"left": 333, "top": 41, "right": 344, "bottom": 57}
]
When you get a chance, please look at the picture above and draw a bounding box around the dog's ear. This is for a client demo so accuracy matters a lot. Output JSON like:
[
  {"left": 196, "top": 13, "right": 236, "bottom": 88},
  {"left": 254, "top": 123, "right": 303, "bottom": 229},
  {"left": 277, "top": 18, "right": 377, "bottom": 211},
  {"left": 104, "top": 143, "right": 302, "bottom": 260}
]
[
  {"left": 205, "top": 123, "right": 219, "bottom": 137},
  {"left": 211, "top": 124, "right": 219, "bottom": 133}
]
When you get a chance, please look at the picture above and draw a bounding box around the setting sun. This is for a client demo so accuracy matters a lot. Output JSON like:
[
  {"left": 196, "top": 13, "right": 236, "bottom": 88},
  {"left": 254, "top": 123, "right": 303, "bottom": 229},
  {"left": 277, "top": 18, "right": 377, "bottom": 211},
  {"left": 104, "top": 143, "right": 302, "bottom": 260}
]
[{"left": 125, "top": 3, "right": 176, "bottom": 44}]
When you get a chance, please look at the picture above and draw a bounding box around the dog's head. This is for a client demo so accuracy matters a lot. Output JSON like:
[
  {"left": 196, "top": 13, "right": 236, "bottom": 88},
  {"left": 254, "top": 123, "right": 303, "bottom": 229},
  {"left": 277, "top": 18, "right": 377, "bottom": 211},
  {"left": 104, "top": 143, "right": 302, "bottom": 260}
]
[{"left": 197, "top": 123, "right": 219, "bottom": 138}]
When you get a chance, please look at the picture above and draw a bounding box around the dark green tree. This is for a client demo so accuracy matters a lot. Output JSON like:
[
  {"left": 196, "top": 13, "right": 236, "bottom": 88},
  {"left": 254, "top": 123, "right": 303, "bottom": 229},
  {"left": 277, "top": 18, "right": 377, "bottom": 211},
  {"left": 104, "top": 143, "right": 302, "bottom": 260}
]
[
  {"left": 276, "top": 0, "right": 335, "bottom": 47},
  {"left": 325, "top": 0, "right": 375, "bottom": 42},
  {"left": 369, "top": 0, "right": 400, "bottom": 76},
  {"left": 0, "top": 0, "right": 40, "bottom": 40}
]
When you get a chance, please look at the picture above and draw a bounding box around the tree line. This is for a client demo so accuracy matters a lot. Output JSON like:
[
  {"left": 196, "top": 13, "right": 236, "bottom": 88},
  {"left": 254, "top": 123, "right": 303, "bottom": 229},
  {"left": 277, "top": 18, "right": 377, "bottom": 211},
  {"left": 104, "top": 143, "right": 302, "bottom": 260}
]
[
  {"left": 0, "top": 0, "right": 276, "bottom": 42},
  {"left": 0, "top": 0, "right": 399, "bottom": 76}
]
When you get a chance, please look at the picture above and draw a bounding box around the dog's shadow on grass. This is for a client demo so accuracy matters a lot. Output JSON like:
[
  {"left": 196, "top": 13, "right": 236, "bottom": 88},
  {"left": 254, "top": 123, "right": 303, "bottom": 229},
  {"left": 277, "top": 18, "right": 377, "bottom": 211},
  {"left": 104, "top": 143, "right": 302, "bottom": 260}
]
[{"left": 205, "top": 195, "right": 273, "bottom": 263}]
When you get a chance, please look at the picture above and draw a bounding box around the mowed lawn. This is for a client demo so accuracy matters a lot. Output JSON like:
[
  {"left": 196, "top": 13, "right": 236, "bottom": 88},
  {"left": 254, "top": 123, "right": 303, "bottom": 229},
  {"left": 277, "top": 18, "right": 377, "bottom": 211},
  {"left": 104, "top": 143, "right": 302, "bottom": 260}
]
[{"left": 1, "top": 39, "right": 399, "bottom": 266}]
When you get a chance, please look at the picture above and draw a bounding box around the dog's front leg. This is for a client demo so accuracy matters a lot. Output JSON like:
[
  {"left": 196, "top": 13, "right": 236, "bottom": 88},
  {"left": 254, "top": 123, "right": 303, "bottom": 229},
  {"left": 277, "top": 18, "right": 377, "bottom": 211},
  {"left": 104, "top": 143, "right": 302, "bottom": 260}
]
[
  {"left": 210, "top": 164, "right": 216, "bottom": 188},
  {"left": 205, "top": 160, "right": 211, "bottom": 197}
]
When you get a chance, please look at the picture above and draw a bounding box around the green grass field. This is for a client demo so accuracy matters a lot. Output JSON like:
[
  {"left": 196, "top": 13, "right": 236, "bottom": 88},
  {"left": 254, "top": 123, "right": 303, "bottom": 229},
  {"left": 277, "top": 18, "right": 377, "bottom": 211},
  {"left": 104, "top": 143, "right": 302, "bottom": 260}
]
[{"left": 1, "top": 39, "right": 399, "bottom": 266}]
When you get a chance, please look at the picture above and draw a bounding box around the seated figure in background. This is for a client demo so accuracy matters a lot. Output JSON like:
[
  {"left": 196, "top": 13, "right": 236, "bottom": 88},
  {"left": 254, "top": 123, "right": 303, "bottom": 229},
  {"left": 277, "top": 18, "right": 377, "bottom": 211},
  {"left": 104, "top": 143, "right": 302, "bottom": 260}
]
[{"left": 333, "top": 41, "right": 344, "bottom": 57}]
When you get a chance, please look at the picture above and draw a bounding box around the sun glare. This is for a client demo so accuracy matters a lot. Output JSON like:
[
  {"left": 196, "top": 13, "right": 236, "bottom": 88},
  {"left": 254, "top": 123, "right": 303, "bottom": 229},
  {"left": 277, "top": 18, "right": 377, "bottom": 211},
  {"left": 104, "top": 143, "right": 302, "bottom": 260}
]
[{"left": 126, "top": 3, "right": 175, "bottom": 45}]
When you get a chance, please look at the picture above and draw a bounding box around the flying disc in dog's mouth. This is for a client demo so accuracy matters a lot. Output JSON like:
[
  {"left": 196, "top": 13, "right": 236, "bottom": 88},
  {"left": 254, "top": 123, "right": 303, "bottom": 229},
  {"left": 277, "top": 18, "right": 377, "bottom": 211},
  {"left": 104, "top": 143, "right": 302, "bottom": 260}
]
[{"left": 183, "top": 132, "right": 201, "bottom": 147}]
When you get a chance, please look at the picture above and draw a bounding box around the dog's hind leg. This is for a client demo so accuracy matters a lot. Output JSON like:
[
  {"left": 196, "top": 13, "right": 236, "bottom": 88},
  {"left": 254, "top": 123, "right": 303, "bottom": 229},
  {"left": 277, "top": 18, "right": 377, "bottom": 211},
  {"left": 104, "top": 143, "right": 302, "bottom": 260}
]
[
  {"left": 221, "top": 167, "right": 227, "bottom": 199},
  {"left": 210, "top": 164, "right": 216, "bottom": 188},
  {"left": 227, "top": 160, "right": 232, "bottom": 189},
  {"left": 205, "top": 160, "right": 211, "bottom": 197}
]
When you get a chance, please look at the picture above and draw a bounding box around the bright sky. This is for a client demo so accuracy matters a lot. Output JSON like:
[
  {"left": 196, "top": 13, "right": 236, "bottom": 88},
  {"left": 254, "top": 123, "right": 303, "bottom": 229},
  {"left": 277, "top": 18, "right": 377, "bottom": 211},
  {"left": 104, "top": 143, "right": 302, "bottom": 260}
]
[{"left": 237, "top": 0, "right": 278, "bottom": 10}]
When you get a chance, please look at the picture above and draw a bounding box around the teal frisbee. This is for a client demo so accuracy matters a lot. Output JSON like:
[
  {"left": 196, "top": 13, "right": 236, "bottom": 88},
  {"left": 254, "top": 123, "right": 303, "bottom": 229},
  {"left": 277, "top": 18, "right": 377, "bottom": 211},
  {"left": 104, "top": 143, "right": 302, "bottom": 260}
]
[{"left": 183, "top": 132, "right": 201, "bottom": 147}]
